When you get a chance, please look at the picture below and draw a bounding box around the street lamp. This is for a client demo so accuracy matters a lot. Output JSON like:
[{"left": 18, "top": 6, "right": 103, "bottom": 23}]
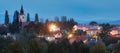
[
  {"left": 49, "top": 24, "right": 60, "bottom": 32},
  {"left": 68, "top": 34, "right": 73, "bottom": 38}
]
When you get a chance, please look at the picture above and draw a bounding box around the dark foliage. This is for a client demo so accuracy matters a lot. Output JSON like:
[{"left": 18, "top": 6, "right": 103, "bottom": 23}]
[
  {"left": 4, "top": 10, "right": 9, "bottom": 25},
  {"left": 27, "top": 13, "right": 30, "bottom": 22},
  {"left": 89, "top": 21, "right": 98, "bottom": 25}
]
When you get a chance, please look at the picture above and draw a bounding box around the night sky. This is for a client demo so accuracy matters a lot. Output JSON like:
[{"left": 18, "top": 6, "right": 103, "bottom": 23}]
[{"left": 0, "top": 0, "right": 120, "bottom": 24}]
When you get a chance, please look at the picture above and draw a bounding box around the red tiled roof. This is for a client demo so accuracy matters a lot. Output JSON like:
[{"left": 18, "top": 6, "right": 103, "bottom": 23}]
[{"left": 69, "top": 36, "right": 87, "bottom": 44}]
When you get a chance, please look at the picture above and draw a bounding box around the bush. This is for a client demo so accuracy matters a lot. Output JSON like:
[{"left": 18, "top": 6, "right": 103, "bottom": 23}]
[
  {"left": 28, "top": 39, "right": 42, "bottom": 53},
  {"left": 90, "top": 41, "right": 108, "bottom": 53}
]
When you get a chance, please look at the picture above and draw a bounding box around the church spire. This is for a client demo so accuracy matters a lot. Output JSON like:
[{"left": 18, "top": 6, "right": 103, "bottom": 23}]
[
  {"left": 20, "top": 5, "right": 24, "bottom": 15},
  {"left": 19, "top": 5, "right": 25, "bottom": 22}
]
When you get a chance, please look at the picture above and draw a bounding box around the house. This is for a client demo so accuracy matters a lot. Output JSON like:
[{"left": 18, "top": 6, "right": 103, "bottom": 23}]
[
  {"left": 73, "top": 24, "right": 102, "bottom": 36},
  {"left": 110, "top": 27, "right": 120, "bottom": 37},
  {"left": 69, "top": 36, "right": 87, "bottom": 44},
  {"left": 86, "top": 29, "right": 100, "bottom": 36}
]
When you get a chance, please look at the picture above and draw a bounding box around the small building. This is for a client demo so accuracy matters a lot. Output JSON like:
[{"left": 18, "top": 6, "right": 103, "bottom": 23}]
[
  {"left": 86, "top": 29, "right": 100, "bottom": 36},
  {"left": 110, "top": 27, "right": 120, "bottom": 37},
  {"left": 73, "top": 24, "right": 102, "bottom": 36},
  {"left": 69, "top": 36, "right": 87, "bottom": 44}
]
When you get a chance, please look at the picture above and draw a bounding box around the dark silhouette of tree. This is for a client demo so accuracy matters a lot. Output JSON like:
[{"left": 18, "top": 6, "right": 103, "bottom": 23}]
[
  {"left": 25, "top": 22, "right": 42, "bottom": 34},
  {"left": 112, "top": 42, "right": 120, "bottom": 53},
  {"left": 98, "top": 23, "right": 113, "bottom": 45},
  {"left": 71, "top": 41, "right": 89, "bottom": 53},
  {"left": 74, "top": 30, "right": 86, "bottom": 36},
  {"left": 43, "top": 19, "right": 50, "bottom": 35},
  {"left": 16, "top": 30, "right": 36, "bottom": 48},
  {"left": 60, "top": 16, "right": 68, "bottom": 30},
  {"left": 58, "top": 38, "right": 71, "bottom": 53},
  {"left": 27, "top": 13, "right": 30, "bottom": 22},
  {"left": 61, "top": 16, "right": 67, "bottom": 22},
  {"left": 90, "top": 41, "right": 107, "bottom": 53},
  {"left": 0, "top": 37, "right": 14, "bottom": 53},
  {"left": 13, "top": 10, "right": 19, "bottom": 24},
  {"left": 48, "top": 42, "right": 65, "bottom": 53},
  {"left": 28, "top": 39, "right": 42, "bottom": 53},
  {"left": 54, "top": 16, "right": 59, "bottom": 22},
  {"left": 60, "top": 16, "right": 78, "bottom": 31},
  {"left": 4, "top": 10, "right": 9, "bottom": 25},
  {"left": 10, "top": 10, "right": 20, "bottom": 33},
  {"left": 60, "top": 17, "right": 77, "bottom": 31},
  {"left": 89, "top": 21, "right": 98, "bottom": 25},
  {"left": 35, "top": 13, "right": 39, "bottom": 22},
  {"left": 6, "top": 41, "right": 25, "bottom": 53},
  {"left": 45, "top": 19, "right": 49, "bottom": 24},
  {"left": 68, "top": 18, "right": 77, "bottom": 31},
  {"left": 0, "top": 26, "right": 7, "bottom": 35},
  {"left": 100, "top": 23, "right": 113, "bottom": 35}
]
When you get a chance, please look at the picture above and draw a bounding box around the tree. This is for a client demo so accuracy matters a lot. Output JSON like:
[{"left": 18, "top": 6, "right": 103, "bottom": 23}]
[
  {"left": 89, "top": 21, "right": 98, "bottom": 25},
  {"left": 43, "top": 19, "right": 50, "bottom": 35},
  {"left": 74, "top": 30, "right": 86, "bottom": 36},
  {"left": 90, "top": 41, "right": 108, "bottom": 53},
  {"left": 71, "top": 41, "right": 89, "bottom": 53},
  {"left": 0, "top": 37, "right": 14, "bottom": 53},
  {"left": 60, "top": 16, "right": 68, "bottom": 30},
  {"left": 99, "top": 23, "right": 113, "bottom": 45},
  {"left": 13, "top": 10, "right": 19, "bottom": 24},
  {"left": 25, "top": 22, "right": 42, "bottom": 34},
  {"left": 4, "top": 10, "right": 9, "bottom": 25},
  {"left": 28, "top": 39, "right": 42, "bottom": 53},
  {"left": 54, "top": 16, "right": 59, "bottom": 22},
  {"left": 35, "top": 13, "right": 39, "bottom": 22},
  {"left": 112, "top": 42, "right": 120, "bottom": 53},
  {"left": 100, "top": 23, "right": 113, "bottom": 35},
  {"left": 45, "top": 19, "right": 49, "bottom": 23},
  {"left": 16, "top": 30, "right": 36, "bottom": 46},
  {"left": 58, "top": 38, "right": 71, "bottom": 53},
  {"left": 6, "top": 41, "right": 25, "bottom": 53},
  {"left": 0, "top": 26, "right": 7, "bottom": 35},
  {"left": 11, "top": 10, "right": 20, "bottom": 33},
  {"left": 68, "top": 18, "right": 77, "bottom": 31},
  {"left": 27, "top": 13, "right": 30, "bottom": 22},
  {"left": 48, "top": 42, "right": 65, "bottom": 53},
  {"left": 61, "top": 16, "right": 67, "bottom": 22}
]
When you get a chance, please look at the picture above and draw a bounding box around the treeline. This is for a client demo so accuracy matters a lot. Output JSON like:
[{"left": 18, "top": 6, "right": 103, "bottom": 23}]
[
  {"left": 0, "top": 35, "right": 120, "bottom": 53},
  {"left": 0, "top": 9, "right": 77, "bottom": 35}
]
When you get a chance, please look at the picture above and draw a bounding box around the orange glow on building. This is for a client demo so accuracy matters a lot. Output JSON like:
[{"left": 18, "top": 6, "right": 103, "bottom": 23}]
[
  {"left": 49, "top": 24, "right": 60, "bottom": 32},
  {"left": 110, "top": 30, "right": 118, "bottom": 35},
  {"left": 68, "top": 34, "right": 73, "bottom": 38}
]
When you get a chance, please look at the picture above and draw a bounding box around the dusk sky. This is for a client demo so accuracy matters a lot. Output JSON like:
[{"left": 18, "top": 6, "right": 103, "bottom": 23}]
[{"left": 0, "top": 0, "right": 120, "bottom": 24}]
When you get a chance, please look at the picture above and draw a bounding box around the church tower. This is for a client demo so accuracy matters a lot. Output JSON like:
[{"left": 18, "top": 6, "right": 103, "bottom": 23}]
[{"left": 19, "top": 5, "right": 25, "bottom": 22}]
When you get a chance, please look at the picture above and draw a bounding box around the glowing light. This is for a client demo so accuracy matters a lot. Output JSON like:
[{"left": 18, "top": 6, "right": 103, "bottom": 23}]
[
  {"left": 46, "top": 37, "right": 55, "bottom": 41},
  {"left": 92, "top": 34, "right": 97, "bottom": 39},
  {"left": 97, "top": 27, "right": 101, "bottom": 30},
  {"left": 54, "top": 33, "right": 62, "bottom": 38},
  {"left": 49, "top": 24, "right": 59, "bottom": 32},
  {"left": 110, "top": 30, "right": 118, "bottom": 35},
  {"left": 83, "top": 40, "right": 87, "bottom": 43},
  {"left": 68, "top": 34, "right": 73, "bottom": 38},
  {"left": 73, "top": 25, "right": 78, "bottom": 31}
]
